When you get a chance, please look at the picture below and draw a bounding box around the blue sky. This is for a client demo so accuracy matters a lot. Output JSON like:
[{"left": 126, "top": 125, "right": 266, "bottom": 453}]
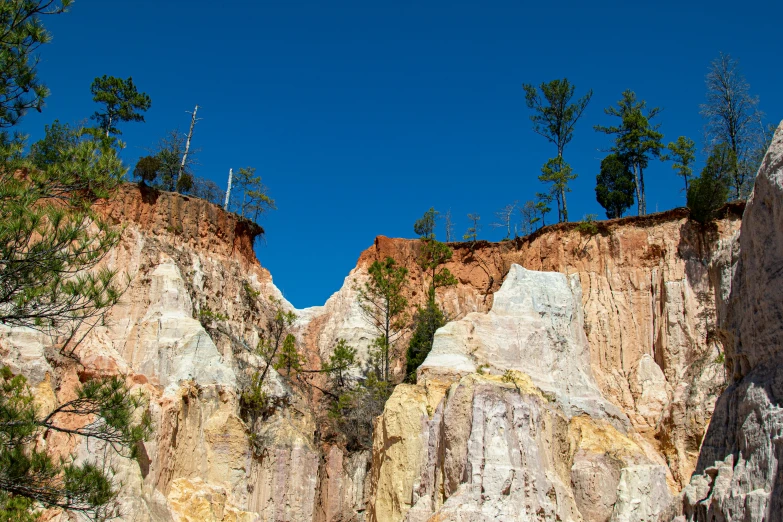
[{"left": 17, "top": 0, "right": 782, "bottom": 307}]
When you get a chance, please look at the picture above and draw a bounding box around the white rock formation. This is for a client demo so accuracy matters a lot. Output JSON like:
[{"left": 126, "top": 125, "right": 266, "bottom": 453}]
[
  {"left": 370, "top": 265, "right": 672, "bottom": 522},
  {"left": 419, "top": 265, "right": 628, "bottom": 427}
]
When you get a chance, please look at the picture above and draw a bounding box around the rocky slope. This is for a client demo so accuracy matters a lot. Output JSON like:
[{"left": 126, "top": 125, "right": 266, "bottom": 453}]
[
  {"left": 0, "top": 174, "right": 746, "bottom": 521},
  {"left": 676, "top": 122, "right": 783, "bottom": 521}
]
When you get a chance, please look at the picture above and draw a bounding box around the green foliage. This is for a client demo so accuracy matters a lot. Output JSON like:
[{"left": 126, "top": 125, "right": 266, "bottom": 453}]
[
  {"left": 322, "top": 339, "right": 357, "bottom": 390},
  {"left": 463, "top": 213, "right": 480, "bottom": 242},
  {"left": 0, "top": 138, "right": 126, "bottom": 336},
  {"left": 405, "top": 298, "right": 446, "bottom": 382},
  {"left": 329, "top": 373, "right": 392, "bottom": 451},
  {"left": 595, "top": 90, "right": 664, "bottom": 216},
  {"left": 576, "top": 214, "right": 599, "bottom": 236},
  {"left": 198, "top": 306, "right": 228, "bottom": 327},
  {"left": 413, "top": 207, "right": 438, "bottom": 239},
  {"left": 357, "top": 257, "right": 408, "bottom": 382},
  {"left": 90, "top": 75, "right": 151, "bottom": 137},
  {"left": 534, "top": 193, "right": 552, "bottom": 227},
  {"left": 146, "top": 129, "right": 190, "bottom": 192},
  {"left": 662, "top": 136, "right": 696, "bottom": 192},
  {"left": 539, "top": 157, "right": 577, "bottom": 222},
  {"left": 28, "top": 120, "right": 81, "bottom": 169},
  {"left": 687, "top": 144, "right": 732, "bottom": 224},
  {"left": 0, "top": 366, "right": 151, "bottom": 519},
  {"left": 714, "top": 352, "right": 725, "bottom": 365},
  {"left": 133, "top": 155, "right": 161, "bottom": 185},
  {"left": 240, "top": 296, "right": 297, "bottom": 426},
  {"left": 230, "top": 167, "right": 276, "bottom": 221},
  {"left": 0, "top": 1, "right": 71, "bottom": 129},
  {"left": 595, "top": 153, "right": 635, "bottom": 219},
  {"left": 0, "top": 492, "right": 38, "bottom": 521},
  {"left": 239, "top": 371, "right": 270, "bottom": 428},
  {"left": 523, "top": 78, "right": 592, "bottom": 223},
  {"left": 256, "top": 297, "right": 297, "bottom": 380},
  {"left": 522, "top": 78, "right": 593, "bottom": 155},
  {"left": 274, "top": 334, "right": 302, "bottom": 377},
  {"left": 414, "top": 209, "right": 458, "bottom": 299},
  {"left": 243, "top": 281, "right": 261, "bottom": 301}
]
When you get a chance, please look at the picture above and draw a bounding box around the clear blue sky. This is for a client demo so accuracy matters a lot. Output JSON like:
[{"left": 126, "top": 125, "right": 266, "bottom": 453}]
[{"left": 17, "top": 0, "right": 782, "bottom": 308}]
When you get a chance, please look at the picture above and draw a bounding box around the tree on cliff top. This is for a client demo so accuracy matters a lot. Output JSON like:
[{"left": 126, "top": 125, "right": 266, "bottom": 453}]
[
  {"left": 595, "top": 153, "right": 635, "bottom": 219},
  {"left": 687, "top": 144, "right": 731, "bottom": 224},
  {"left": 523, "top": 78, "right": 592, "bottom": 222},
  {"left": 700, "top": 53, "right": 765, "bottom": 200},
  {"left": 662, "top": 136, "right": 696, "bottom": 193},
  {"left": 229, "top": 167, "right": 276, "bottom": 222},
  {"left": 595, "top": 90, "right": 664, "bottom": 216},
  {"left": 90, "top": 75, "right": 151, "bottom": 138}
]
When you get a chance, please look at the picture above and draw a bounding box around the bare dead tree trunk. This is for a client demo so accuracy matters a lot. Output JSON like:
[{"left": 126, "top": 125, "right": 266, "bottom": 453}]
[
  {"left": 178, "top": 105, "right": 200, "bottom": 190},
  {"left": 224, "top": 168, "right": 233, "bottom": 211}
]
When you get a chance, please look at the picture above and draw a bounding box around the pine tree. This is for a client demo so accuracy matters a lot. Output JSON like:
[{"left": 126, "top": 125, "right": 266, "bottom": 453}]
[
  {"left": 595, "top": 90, "right": 664, "bottom": 216},
  {"left": 356, "top": 257, "right": 408, "bottom": 382},
  {"left": 274, "top": 334, "right": 302, "bottom": 378},
  {"left": 663, "top": 136, "right": 696, "bottom": 192},
  {"left": 463, "top": 213, "right": 480, "bottom": 242},
  {"left": 0, "top": 1, "right": 71, "bottom": 129},
  {"left": 405, "top": 299, "right": 446, "bottom": 382},
  {"left": 90, "top": 75, "right": 151, "bottom": 137},
  {"left": 523, "top": 79, "right": 592, "bottom": 222},
  {"left": 230, "top": 167, "right": 276, "bottom": 221},
  {"left": 539, "top": 157, "right": 577, "bottom": 222},
  {"left": 28, "top": 120, "right": 81, "bottom": 169},
  {"left": 322, "top": 339, "right": 357, "bottom": 390}
]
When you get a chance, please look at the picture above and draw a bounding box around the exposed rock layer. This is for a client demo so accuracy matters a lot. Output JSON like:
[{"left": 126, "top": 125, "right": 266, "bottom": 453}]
[
  {"left": 367, "top": 266, "right": 672, "bottom": 521},
  {"left": 0, "top": 182, "right": 745, "bottom": 521},
  {"left": 678, "top": 122, "right": 783, "bottom": 521}
]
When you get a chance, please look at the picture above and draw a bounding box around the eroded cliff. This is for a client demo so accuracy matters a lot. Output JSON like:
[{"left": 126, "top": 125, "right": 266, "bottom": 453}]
[
  {"left": 677, "top": 122, "right": 783, "bottom": 521},
  {"left": 0, "top": 176, "right": 746, "bottom": 521}
]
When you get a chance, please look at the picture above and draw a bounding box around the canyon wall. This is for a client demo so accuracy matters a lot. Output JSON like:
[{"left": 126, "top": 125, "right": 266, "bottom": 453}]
[
  {"left": 0, "top": 176, "right": 745, "bottom": 520},
  {"left": 677, "top": 122, "right": 783, "bottom": 521}
]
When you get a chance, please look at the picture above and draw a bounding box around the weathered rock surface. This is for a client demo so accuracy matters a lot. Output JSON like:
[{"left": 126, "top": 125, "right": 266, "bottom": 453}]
[
  {"left": 677, "top": 122, "right": 783, "bottom": 521},
  {"left": 320, "top": 207, "right": 741, "bottom": 488},
  {"left": 368, "top": 266, "right": 672, "bottom": 521},
  {"left": 0, "top": 179, "right": 748, "bottom": 521}
]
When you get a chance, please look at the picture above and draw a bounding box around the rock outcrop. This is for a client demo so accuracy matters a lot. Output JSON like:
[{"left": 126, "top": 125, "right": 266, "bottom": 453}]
[
  {"left": 312, "top": 207, "right": 741, "bottom": 489},
  {"left": 367, "top": 266, "right": 672, "bottom": 521},
  {"left": 678, "top": 123, "right": 783, "bottom": 521},
  {"left": 0, "top": 176, "right": 749, "bottom": 521}
]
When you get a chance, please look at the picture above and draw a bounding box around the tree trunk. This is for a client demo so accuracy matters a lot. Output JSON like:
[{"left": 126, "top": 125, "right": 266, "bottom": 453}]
[
  {"left": 561, "top": 187, "right": 568, "bottom": 222},
  {"left": 224, "top": 168, "right": 233, "bottom": 211},
  {"left": 178, "top": 105, "right": 199, "bottom": 192},
  {"left": 639, "top": 167, "right": 646, "bottom": 215},
  {"left": 632, "top": 163, "right": 643, "bottom": 216}
]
